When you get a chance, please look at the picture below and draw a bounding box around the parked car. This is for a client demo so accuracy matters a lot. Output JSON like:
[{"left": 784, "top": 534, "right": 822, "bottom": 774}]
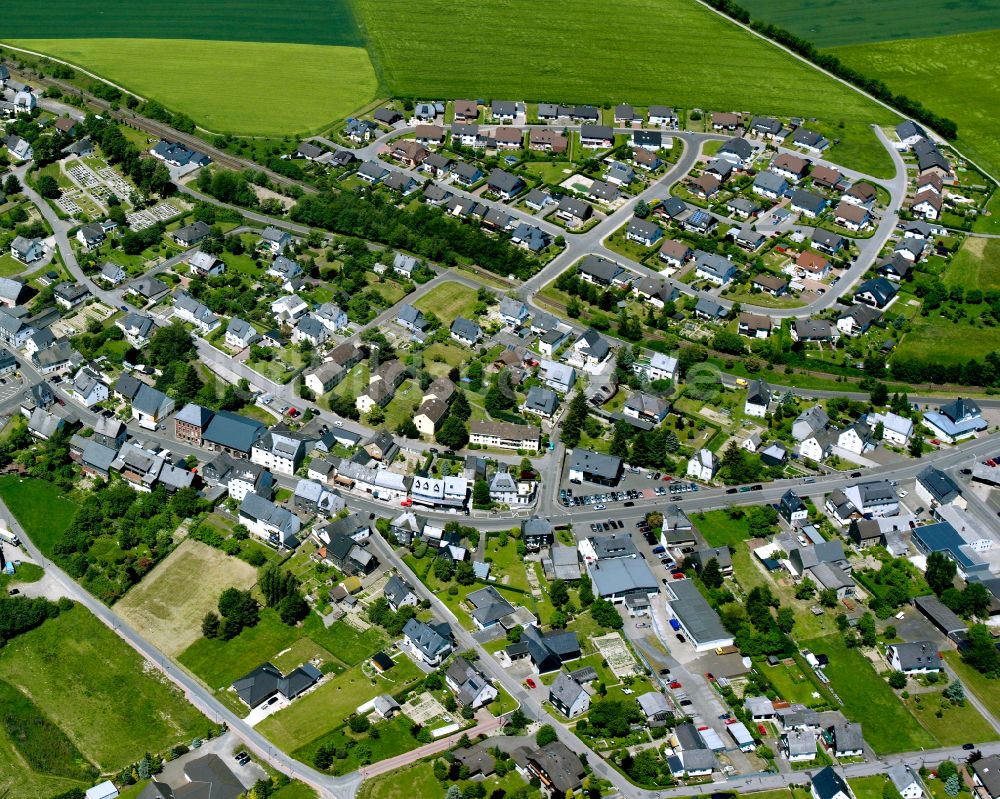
[
  {"left": 669, "top": 681, "right": 682, "bottom": 689},
  {"left": 525, "top": 678, "right": 536, "bottom": 689}
]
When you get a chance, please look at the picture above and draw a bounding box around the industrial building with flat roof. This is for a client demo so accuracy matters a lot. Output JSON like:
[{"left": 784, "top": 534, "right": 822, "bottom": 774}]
[{"left": 664, "top": 579, "right": 734, "bottom": 651}]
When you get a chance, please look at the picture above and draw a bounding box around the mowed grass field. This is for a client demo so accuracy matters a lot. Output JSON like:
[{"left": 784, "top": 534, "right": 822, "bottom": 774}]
[
  {"left": 5, "top": 38, "right": 378, "bottom": 135},
  {"left": 114, "top": 539, "right": 258, "bottom": 656},
  {"left": 353, "top": 0, "right": 892, "bottom": 125},
  {"left": 413, "top": 281, "right": 480, "bottom": 323},
  {"left": 803, "top": 634, "right": 936, "bottom": 754},
  {"left": 829, "top": 30, "right": 1000, "bottom": 180},
  {"left": 944, "top": 236, "right": 1000, "bottom": 291},
  {"left": 737, "top": 0, "right": 1000, "bottom": 47},
  {"left": 0, "top": 605, "right": 206, "bottom": 773},
  {"left": 0, "top": 475, "right": 78, "bottom": 556}
]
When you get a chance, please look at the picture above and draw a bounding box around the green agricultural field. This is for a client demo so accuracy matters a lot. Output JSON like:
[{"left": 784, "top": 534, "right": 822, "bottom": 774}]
[
  {"left": 0, "top": 605, "right": 206, "bottom": 773},
  {"left": 5, "top": 38, "right": 377, "bottom": 136},
  {"left": 737, "top": 0, "right": 1000, "bottom": 47},
  {"left": 3, "top": 0, "right": 364, "bottom": 44},
  {"left": 943, "top": 236, "right": 1000, "bottom": 291},
  {"left": 354, "top": 0, "right": 893, "bottom": 126},
  {"left": 802, "top": 634, "right": 936, "bottom": 754},
  {"left": 830, "top": 30, "right": 1000, "bottom": 181},
  {"left": 0, "top": 475, "right": 78, "bottom": 556}
]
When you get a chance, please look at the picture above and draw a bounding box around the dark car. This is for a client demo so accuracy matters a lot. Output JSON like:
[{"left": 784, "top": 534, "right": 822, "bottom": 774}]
[
  {"left": 659, "top": 667, "right": 671, "bottom": 675},
  {"left": 679, "top": 698, "right": 693, "bottom": 707},
  {"left": 963, "top": 743, "right": 976, "bottom": 750},
  {"left": 726, "top": 488, "right": 737, "bottom": 494},
  {"left": 675, "top": 633, "right": 686, "bottom": 643},
  {"left": 624, "top": 501, "right": 635, "bottom": 507},
  {"left": 850, "top": 471, "right": 862, "bottom": 478}
]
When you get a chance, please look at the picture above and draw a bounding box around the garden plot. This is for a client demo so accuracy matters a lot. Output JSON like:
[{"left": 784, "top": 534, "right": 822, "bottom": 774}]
[
  {"left": 593, "top": 632, "right": 639, "bottom": 678},
  {"left": 98, "top": 167, "right": 134, "bottom": 200},
  {"left": 50, "top": 302, "right": 115, "bottom": 338},
  {"left": 400, "top": 691, "right": 448, "bottom": 724}
]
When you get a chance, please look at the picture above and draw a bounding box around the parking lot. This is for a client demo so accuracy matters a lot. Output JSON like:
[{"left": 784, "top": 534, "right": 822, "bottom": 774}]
[{"left": 0, "top": 373, "right": 26, "bottom": 406}]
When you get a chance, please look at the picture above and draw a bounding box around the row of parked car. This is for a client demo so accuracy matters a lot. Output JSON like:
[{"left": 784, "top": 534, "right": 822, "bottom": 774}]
[{"left": 559, "top": 487, "right": 645, "bottom": 508}]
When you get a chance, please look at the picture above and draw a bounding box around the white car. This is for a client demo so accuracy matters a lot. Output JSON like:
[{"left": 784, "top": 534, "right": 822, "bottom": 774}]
[
  {"left": 334, "top": 420, "right": 343, "bottom": 427},
  {"left": 594, "top": 504, "right": 607, "bottom": 510},
  {"left": 898, "top": 490, "right": 908, "bottom": 497}
]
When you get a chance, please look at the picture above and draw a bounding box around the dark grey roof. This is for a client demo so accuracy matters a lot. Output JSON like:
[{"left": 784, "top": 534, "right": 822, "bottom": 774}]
[
  {"left": 569, "top": 448, "right": 621, "bottom": 479},
  {"left": 718, "top": 137, "right": 753, "bottom": 161},
  {"left": 917, "top": 466, "right": 961, "bottom": 505},
  {"left": 204, "top": 411, "right": 266, "bottom": 453},
  {"left": 812, "top": 767, "right": 850, "bottom": 799}
]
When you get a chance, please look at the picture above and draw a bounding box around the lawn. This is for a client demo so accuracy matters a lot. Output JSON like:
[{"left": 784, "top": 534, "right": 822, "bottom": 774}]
[
  {"left": 973, "top": 192, "right": 1000, "bottom": 234},
  {"left": 692, "top": 510, "right": 752, "bottom": 548},
  {"left": 0, "top": 475, "right": 78, "bottom": 556},
  {"left": 357, "top": 762, "right": 438, "bottom": 799},
  {"left": 803, "top": 120, "right": 897, "bottom": 179},
  {"left": 830, "top": 30, "right": 1000, "bottom": 181},
  {"left": 114, "top": 539, "right": 258, "bottom": 656},
  {"left": 942, "top": 651, "right": 1000, "bottom": 721},
  {"left": 802, "top": 633, "right": 936, "bottom": 754},
  {"left": 755, "top": 656, "right": 830, "bottom": 708},
  {"left": 943, "top": 236, "right": 1000, "bottom": 292},
  {"left": 300, "top": 616, "right": 388, "bottom": 667},
  {"left": 737, "top": 0, "right": 1000, "bottom": 47},
  {"left": 354, "top": 0, "right": 892, "bottom": 126},
  {"left": 413, "top": 281, "right": 480, "bottom": 324},
  {"left": 0, "top": 605, "right": 206, "bottom": 772},
  {"left": 332, "top": 363, "right": 370, "bottom": 399},
  {"left": 5, "top": 38, "right": 378, "bottom": 135},
  {"left": 256, "top": 655, "right": 423, "bottom": 751},
  {"left": 0, "top": 254, "right": 29, "bottom": 278},
  {"left": 903, "top": 689, "right": 999, "bottom": 746},
  {"left": 178, "top": 609, "right": 311, "bottom": 689},
  {"left": 382, "top": 378, "right": 422, "bottom": 430},
  {"left": 850, "top": 776, "right": 889, "bottom": 799}
]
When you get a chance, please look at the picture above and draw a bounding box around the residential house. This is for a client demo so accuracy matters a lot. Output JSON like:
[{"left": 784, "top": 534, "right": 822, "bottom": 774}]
[
  {"left": 648, "top": 106, "right": 677, "bottom": 126},
  {"left": 694, "top": 251, "right": 737, "bottom": 285},
  {"left": 834, "top": 201, "right": 871, "bottom": 231},
  {"left": 888, "top": 765, "right": 923, "bottom": 799},
  {"left": 117, "top": 312, "right": 155, "bottom": 348},
  {"left": 225, "top": 317, "right": 259, "bottom": 350},
  {"left": 854, "top": 277, "right": 897, "bottom": 309},
  {"left": 812, "top": 165, "right": 844, "bottom": 190},
  {"left": 68, "top": 366, "right": 108, "bottom": 408},
  {"left": 522, "top": 386, "right": 558, "bottom": 419},
  {"left": 772, "top": 152, "right": 809, "bottom": 182},
  {"left": 555, "top": 195, "right": 592, "bottom": 226},
  {"left": 790, "top": 190, "right": 827, "bottom": 218},
  {"left": 579, "top": 124, "right": 614, "bottom": 148},
  {"left": 132, "top": 384, "right": 174, "bottom": 429},
  {"left": 252, "top": 429, "right": 305, "bottom": 476},
  {"left": 788, "top": 127, "right": 829, "bottom": 153},
  {"left": 569, "top": 328, "right": 611, "bottom": 369},
  {"left": 832, "top": 722, "right": 865, "bottom": 758},
  {"left": 529, "top": 128, "right": 567, "bottom": 153},
  {"left": 171, "top": 221, "right": 211, "bottom": 247},
  {"left": 626, "top": 217, "right": 663, "bottom": 247},
  {"left": 390, "top": 139, "right": 428, "bottom": 167},
  {"left": 403, "top": 618, "right": 453, "bottom": 666},
  {"left": 836, "top": 304, "right": 882, "bottom": 337},
  {"left": 623, "top": 392, "right": 669, "bottom": 428},
  {"left": 659, "top": 239, "right": 692, "bottom": 269},
  {"left": 188, "top": 250, "right": 224, "bottom": 276},
  {"left": 450, "top": 317, "right": 482, "bottom": 347},
  {"left": 512, "top": 741, "right": 585, "bottom": 797},
  {"left": 266, "top": 255, "right": 301, "bottom": 282},
  {"left": 795, "top": 251, "right": 831, "bottom": 279},
  {"left": 53, "top": 282, "right": 90, "bottom": 310},
  {"left": 886, "top": 642, "right": 942, "bottom": 674},
  {"left": 812, "top": 228, "right": 845, "bottom": 255},
  {"left": 779, "top": 489, "right": 809, "bottom": 524},
  {"left": 744, "top": 379, "right": 771, "bottom": 417},
  {"left": 76, "top": 222, "right": 106, "bottom": 250},
  {"left": 549, "top": 674, "right": 589, "bottom": 718},
  {"left": 568, "top": 449, "right": 622, "bottom": 486},
  {"left": 717, "top": 137, "right": 754, "bottom": 168},
  {"left": 687, "top": 449, "right": 718, "bottom": 482},
  {"left": 291, "top": 315, "right": 328, "bottom": 347},
  {"left": 446, "top": 657, "right": 498, "bottom": 709},
  {"left": 865, "top": 411, "right": 913, "bottom": 446},
  {"left": 739, "top": 313, "right": 772, "bottom": 339},
  {"left": 173, "top": 290, "right": 220, "bottom": 333}
]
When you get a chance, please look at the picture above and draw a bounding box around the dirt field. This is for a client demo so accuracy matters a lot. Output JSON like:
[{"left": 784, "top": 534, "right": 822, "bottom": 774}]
[{"left": 114, "top": 539, "right": 257, "bottom": 656}]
